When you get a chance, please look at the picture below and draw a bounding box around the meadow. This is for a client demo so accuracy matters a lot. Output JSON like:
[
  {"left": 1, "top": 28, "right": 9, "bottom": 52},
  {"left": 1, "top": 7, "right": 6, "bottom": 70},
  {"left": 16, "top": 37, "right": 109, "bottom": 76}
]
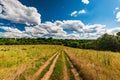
[
  {"left": 0, "top": 45, "right": 62, "bottom": 80},
  {"left": 0, "top": 45, "right": 120, "bottom": 80},
  {"left": 65, "top": 47, "right": 120, "bottom": 80}
]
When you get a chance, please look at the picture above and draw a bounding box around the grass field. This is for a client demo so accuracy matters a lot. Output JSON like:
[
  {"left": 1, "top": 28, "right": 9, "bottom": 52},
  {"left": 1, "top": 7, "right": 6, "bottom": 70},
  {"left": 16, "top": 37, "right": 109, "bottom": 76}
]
[
  {"left": 0, "top": 45, "right": 120, "bottom": 80},
  {"left": 65, "top": 47, "right": 120, "bottom": 80},
  {"left": 0, "top": 45, "right": 62, "bottom": 80}
]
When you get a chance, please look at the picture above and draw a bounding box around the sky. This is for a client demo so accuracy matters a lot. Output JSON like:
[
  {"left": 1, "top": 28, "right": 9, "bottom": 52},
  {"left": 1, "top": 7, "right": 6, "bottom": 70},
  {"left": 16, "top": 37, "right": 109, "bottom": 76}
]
[{"left": 0, "top": 0, "right": 120, "bottom": 39}]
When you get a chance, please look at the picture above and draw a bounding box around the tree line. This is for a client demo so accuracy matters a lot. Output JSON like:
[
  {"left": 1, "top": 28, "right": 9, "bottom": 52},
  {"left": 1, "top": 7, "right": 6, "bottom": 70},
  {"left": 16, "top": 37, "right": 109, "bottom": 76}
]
[
  {"left": 0, "top": 32, "right": 119, "bottom": 52},
  {"left": 94, "top": 32, "right": 120, "bottom": 52}
]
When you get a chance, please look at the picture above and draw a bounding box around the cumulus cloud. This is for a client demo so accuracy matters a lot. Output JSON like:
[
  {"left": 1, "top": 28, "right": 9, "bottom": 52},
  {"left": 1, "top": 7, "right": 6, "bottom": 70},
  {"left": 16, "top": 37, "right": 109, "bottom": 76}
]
[
  {"left": 71, "top": 10, "right": 86, "bottom": 17},
  {"left": 0, "top": 0, "right": 106, "bottom": 39},
  {"left": 1, "top": 0, "right": 119, "bottom": 39},
  {"left": 0, "top": 26, "right": 30, "bottom": 38},
  {"left": 81, "top": 0, "right": 89, "bottom": 4},
  {"left": 0, "top": 0, "right": 41, "bottom": 25},
  {"left": 0, "top": 0, "right": 117, "bottom": 39},
  {"left": 107, "top": 27, "right": 120, "bottom": 35},
  {"left": 61, "top": 20, "right": 84, "bottom": 33},
  {"left": 116, "top": 11, "right": 120, "bottom": 22},
  {"left": 0, "top": 5, "right": 2, "bottom": 13},
  {"left": 1, "top": 20, "right": 120, "bottom": 39},
  {"left": 0, "top": 20, "right": 107, "bottom": 39}
]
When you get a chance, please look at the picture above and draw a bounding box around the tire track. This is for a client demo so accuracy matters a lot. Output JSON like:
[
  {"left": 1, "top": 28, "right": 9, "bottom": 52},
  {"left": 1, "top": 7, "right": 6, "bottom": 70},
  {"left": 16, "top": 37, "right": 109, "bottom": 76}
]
[
  {"left": 26, "top": 52, "right": 58, "bottom": 80},
  {"left": 64, "top": 50, "right": 82, "bottom": 80},
  {"left": 67, "top": 57, "right": 82, "bottom": 80},
  {"left": 62, "top": 53, "right": 70, "bottom": 80},
  {"left": 41, "top": 53, "right": 60, "bottom": 80}
]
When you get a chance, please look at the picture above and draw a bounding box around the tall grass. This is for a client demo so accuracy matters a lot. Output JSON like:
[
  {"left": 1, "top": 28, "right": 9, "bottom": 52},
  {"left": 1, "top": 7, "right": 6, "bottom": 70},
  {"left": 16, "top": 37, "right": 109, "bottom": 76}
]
[
  {"left": 63, "top": 52, "right": 75, "bottom": 80},
  {"left": 0, "top": 45, "right": 62, "bottom": 80},
  {"left": 65, "top": 47, "right": 120, "bottom": 80}
]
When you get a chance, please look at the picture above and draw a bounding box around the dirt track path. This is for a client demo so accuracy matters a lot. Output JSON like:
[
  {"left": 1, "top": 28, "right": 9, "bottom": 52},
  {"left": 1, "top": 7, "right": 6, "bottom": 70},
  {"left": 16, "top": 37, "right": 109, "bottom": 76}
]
[
  {"left": 41, "top": 53, "right": 60, "bottom": 80},
  {"left": 62, "top": 53, "right": 70, "bottom": 80},
  {"left": 26, "top": 49, "right": 82, "bottom": 80},
  {"left": 26, "top": 52, "right": 58, "bottom": 80},
  {"left": 65, "top": 50, "right": 82, "bottom": 80}
]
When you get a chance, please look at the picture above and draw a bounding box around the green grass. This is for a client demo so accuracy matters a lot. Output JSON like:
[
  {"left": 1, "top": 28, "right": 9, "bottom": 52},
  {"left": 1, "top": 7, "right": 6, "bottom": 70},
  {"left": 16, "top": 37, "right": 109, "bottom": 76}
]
[
  {"left": 63, "top": 52, "right": 75, "bottom": 80},
  {"left": 0, "top": 45, "right": 62, "bottom": 79},
  {"left": 1, "top": 45, "right": 120, "bottom": 80},
  {"left": 16, "top": 74, "right": 26, "bottom": 80},
  {"left": 65, "top": 47, "right": 120, "bottom": 80},
  {"left": 36, "top": 53, "right": 58, "bottom": 80},
  {"left": 50, "top": 52, "right": 63, "bottom": 80}
]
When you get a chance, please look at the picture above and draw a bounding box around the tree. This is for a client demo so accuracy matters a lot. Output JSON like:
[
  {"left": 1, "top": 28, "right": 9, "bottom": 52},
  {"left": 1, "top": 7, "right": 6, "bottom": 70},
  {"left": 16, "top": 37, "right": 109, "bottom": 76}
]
[
  {"left": 96, "top": 33, "right": 119, "bottom": 51},
  {"left": 117, "top": 32, "right": 120, "bottom": 36}
]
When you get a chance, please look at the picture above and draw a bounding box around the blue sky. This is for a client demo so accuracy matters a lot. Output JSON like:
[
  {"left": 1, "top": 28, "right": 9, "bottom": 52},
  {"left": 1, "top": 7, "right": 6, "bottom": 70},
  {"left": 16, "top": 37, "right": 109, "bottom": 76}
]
[{"left": 0, "top": 0, "right": 120, "bottom": 39}]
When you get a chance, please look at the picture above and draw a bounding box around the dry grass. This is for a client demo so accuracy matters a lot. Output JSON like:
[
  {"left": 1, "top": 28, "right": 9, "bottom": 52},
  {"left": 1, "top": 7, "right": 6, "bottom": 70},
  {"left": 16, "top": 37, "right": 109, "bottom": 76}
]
[
  {"left": 0, "top": 45, "right": 62, "bottom": 80},
  {"left": 65, "top": 47, "right": 120, "bottom": 80},
  {"left": 1, "top": 45, "right": 120, "bottom": 80}
]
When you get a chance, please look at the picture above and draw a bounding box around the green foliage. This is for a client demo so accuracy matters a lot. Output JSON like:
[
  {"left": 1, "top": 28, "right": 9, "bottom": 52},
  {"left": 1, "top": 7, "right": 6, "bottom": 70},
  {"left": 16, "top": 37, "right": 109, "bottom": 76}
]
[
  {"left": 0, "top": 33, "right": 119, "bottom": 52},
  {"left": 117, "top": 32, "right": 120, "bottom": 36},
  {"left": 0, "top": 38, "right": 93, "bottom": 49},
  {"left": 96, "top": 33, "right": 120, "bottom": 51}
]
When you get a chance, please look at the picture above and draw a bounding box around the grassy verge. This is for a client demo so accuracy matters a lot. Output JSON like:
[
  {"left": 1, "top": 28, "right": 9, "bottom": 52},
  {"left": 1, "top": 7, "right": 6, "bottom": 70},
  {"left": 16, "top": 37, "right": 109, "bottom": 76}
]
[
  {"left": 63, "top": 52, "right": 75, "bottom": 80},
  {"left": 50, "top": 52, "right": 63, "bottom": 80}
]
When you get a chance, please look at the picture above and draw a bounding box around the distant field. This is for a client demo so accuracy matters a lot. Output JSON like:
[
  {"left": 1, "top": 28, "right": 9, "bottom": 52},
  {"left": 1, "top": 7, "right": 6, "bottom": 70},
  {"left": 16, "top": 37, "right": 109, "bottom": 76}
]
[{"left": 0, "top": 45, "right": 120, "bottom": 80}]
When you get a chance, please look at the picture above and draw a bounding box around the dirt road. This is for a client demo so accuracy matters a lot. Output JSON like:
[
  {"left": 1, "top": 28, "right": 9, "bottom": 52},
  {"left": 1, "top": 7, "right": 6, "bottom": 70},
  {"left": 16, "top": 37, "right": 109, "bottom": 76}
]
[{"left": 25, "top": 50, "right": 82, "bottom": 80}]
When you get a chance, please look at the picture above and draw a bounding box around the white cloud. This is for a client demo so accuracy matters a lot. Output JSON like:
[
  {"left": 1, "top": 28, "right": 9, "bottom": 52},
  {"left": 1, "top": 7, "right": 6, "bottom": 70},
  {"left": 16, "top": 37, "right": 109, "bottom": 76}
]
[
  {"left": 0, "top": 26, "right": 30, "bottom": 38},
  {"left": 25, "top": 20, "right": 106, "bottom": 39},
  {"left": 81, "top": 0, "right": 89, "bottom": 4},
  {"left": 0, "top": 0, "right": 119, "bottom": 39},
  {"left": 0, "top": 5, "right": 2, "bottom": 13},
  {"left": 25, "top": 25, "right": 48, "bottom": 35},
  {"left": 61, "top": 20, "right": 84, "bottom": 33},
  {"left": 115, "top": 7, "right": 119, "bottom": 10},
  {"left": 71, "top": 9, "right": 86, "bottom": 17},
  {"left": 116, "top": 11, "right": 120, "bottom": 22},
  {"left": 0, "top": 20, "right": 107, "bottom": 39},
  {"left": 70, "top": 11, "right": 78, "bottom": 17},
  {"left": 0, "top": 0, "right": 41, "bottom": 25},
  {"left": 1, "top": 20, "right": 120, "bottom": 39},
  {"left": 79, "top": 10, "right": 86, "bottom": 14},
  {"left": 107, "top": 27, "right": 120, "bottom": 35},
  {"left": 0, "top": 27, "right": 22, "bottom": 33}
]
